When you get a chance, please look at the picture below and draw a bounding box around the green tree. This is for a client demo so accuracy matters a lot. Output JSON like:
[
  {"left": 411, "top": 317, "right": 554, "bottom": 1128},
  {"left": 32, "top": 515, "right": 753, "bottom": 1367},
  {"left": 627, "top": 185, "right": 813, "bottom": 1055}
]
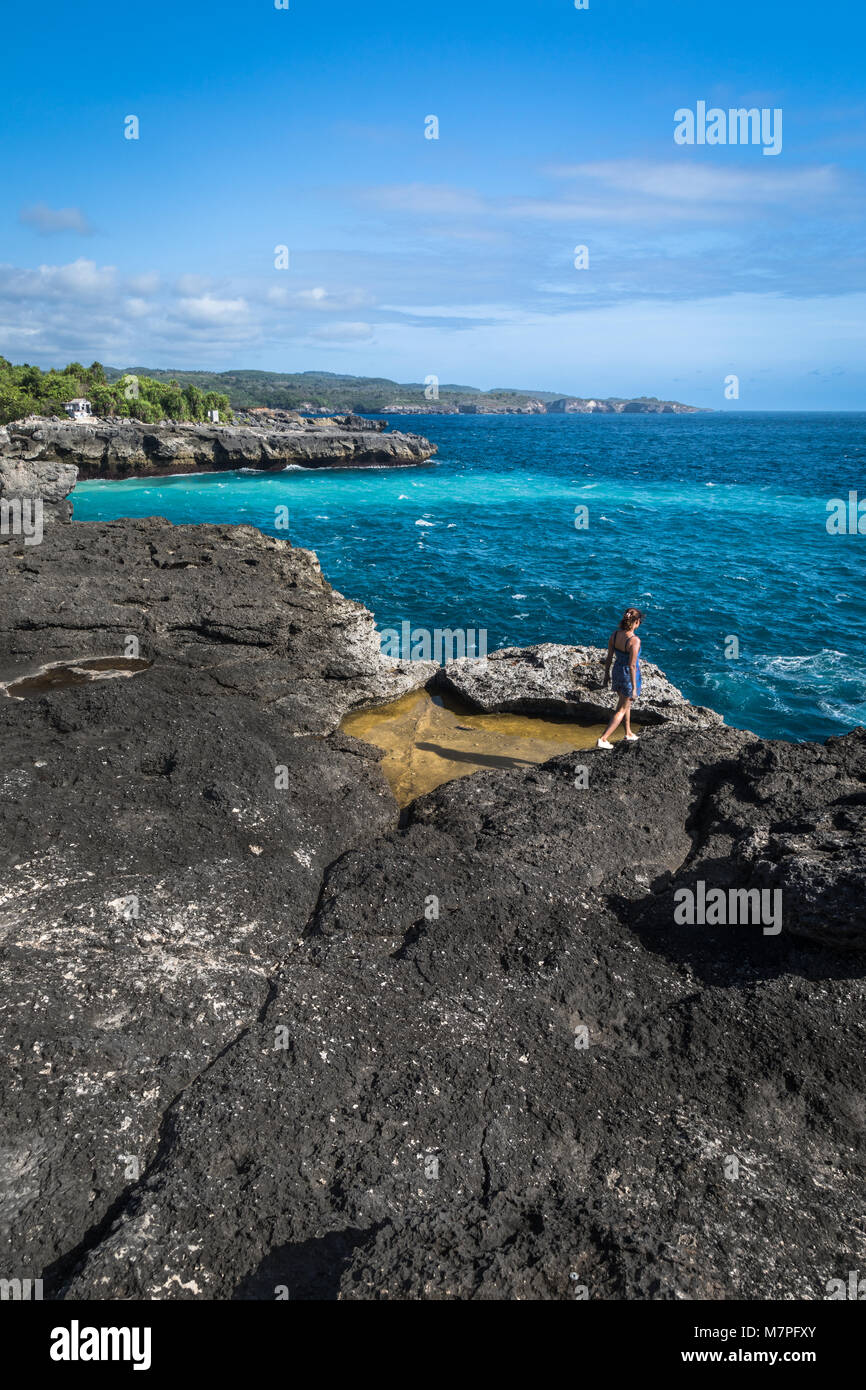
[
  {"left": 159, "top": 382, "right": 187, "bottom": 420},
  {"left": 183, "top": 384, "right": 206, "bottom": 421},
  {"left": 128, "top": 397, "right": 162, "bottom": 423},
  {"left": 89, "top": 384, "right": 118, "bottom": 416},
  {"left": 41, "top": 371, "right": 73, "bottom": 405},
  {"left": 203, "top": 390, "right": 232, "bottom": 421},
  {"left": 17, "top": 364, "right": 43, "bottom": 394},
  {"left": 0, "top": 383, "right": 31, "bottom": 424}
]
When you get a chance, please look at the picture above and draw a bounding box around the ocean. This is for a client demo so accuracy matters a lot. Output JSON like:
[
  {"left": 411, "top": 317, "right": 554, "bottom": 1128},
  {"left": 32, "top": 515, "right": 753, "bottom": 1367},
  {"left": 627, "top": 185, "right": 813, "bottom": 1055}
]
[{"left": 71, "top": 411, "right": 866, "bottom": 743}]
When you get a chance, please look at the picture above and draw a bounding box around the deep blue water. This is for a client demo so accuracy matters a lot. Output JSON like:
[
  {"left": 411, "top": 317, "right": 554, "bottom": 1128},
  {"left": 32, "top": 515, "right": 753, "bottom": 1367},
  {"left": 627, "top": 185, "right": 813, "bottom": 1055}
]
[{"left": 72, "top": 412, "right": 866, "bottom": 742}]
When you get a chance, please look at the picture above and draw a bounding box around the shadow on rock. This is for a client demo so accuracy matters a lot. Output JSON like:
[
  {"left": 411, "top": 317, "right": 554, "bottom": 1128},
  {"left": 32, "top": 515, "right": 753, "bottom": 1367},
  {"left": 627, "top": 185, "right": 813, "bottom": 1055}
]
[{"left": 231, "top": 1225, "right": 383, "bottom": 1301}]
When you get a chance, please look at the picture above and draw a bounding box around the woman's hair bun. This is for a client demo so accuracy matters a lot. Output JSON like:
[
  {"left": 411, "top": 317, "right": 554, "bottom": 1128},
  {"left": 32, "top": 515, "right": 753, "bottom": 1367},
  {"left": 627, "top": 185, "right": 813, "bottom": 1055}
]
[{"left": 619, "top": 607, "right": 645, "bottom": 630}]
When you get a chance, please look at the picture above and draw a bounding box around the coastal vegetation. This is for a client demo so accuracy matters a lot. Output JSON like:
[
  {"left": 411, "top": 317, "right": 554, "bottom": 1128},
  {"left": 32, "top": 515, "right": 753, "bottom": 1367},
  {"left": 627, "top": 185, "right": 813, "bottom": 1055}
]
[
  {"left": 109, "top": 367, "right": 544, "bottom": 413},
  {"left": 0, "top": 358, "right": 233, "bottom": 426},
  {"left": 101, "top": 367, "right": 696, "bottom": 415},
  {"left": 0, "top": 359, "right": 698, "bottom": 420}
]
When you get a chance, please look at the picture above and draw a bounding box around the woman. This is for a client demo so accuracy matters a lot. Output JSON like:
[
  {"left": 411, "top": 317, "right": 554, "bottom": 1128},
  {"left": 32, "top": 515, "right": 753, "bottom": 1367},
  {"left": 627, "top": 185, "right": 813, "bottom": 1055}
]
[{"left": 596, "top": 608, "right": 644, "bottom": 749}]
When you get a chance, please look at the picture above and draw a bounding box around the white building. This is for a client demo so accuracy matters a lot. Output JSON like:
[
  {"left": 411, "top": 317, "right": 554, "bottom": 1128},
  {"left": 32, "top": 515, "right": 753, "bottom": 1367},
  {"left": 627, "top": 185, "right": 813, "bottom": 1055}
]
[
  {"left": 64, "top": 398, "right": 93, "bottom": 421},
  {"left": 207, "top": 408, "right": 220, "bottom": 423}
]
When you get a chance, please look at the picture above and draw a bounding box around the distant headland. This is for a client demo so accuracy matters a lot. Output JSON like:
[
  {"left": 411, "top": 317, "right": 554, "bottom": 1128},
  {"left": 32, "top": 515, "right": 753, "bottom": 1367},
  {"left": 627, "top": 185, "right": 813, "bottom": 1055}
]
[
  {"left": 104, "top": 366, "right": 705, "bottom": 417},
  {"left": 0, "top": 358, "right": 704, "bottom": 425}
]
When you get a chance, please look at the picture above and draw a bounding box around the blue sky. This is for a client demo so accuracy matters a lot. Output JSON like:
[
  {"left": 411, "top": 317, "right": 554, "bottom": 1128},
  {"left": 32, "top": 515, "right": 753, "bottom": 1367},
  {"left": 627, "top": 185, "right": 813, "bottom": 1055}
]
[{"left": 2, "top": 0, "right": 864, "bottom": 407}]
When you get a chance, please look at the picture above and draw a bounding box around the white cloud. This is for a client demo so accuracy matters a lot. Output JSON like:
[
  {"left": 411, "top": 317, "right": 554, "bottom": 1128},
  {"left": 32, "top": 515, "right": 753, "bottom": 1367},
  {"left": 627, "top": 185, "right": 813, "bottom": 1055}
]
[
  {"left": 547, "top": 159, "right": 842, "bottom": 204},
  {"left": 51, "top": 259, "right": 117, "bottom": 296},
  {"left": 19, "top": 203, "right": 94, "bottom": 235},
  {"left": 174, "top": 273, "right": 212, "bottom": 296},
  {"left": 366, "top": 184, "right": 487, "bottom": 216},
  {"left": 356, "top": 162, "right": 851, "bottom": 240},
  {"left": 308, "top": 321, "right": 374, "bottom": 341},
  {"left": 175, "top": 295, "right": 249, "bottom": 326},
  {"left": 0, "top": 258, "right": 116, "bottom": 300},
  {"left": 266, "top": 285, "right": 372, "bottom": 311},
  {"left": 506, "top": 197, "right": 726, "bottom": 223},
  {"left": 382, "top": 302, "right": 521, "bottom": 322},
  {"left": 126, "top": 271, "right": 161, "bottom": 294}
]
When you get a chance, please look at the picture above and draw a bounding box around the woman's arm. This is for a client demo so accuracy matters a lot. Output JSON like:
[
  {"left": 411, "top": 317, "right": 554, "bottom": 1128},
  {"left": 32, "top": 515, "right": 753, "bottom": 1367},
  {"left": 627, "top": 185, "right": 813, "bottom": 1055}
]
[{"left": 603, "top": 633, "right": 614, "bottom": 685}]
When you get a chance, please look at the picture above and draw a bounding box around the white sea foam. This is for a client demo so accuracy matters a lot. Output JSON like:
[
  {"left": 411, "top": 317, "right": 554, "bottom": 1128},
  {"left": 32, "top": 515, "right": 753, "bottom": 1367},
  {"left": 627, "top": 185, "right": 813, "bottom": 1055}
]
[
  {"left": 157, "top": 470, "right": 212, "bottom": 479},
  {"left": 819, "top": 697, "right": 865, "bottom": 721},
  {"left": 756, "top": 650, "right": 845, "bottom": 676},
  {"left": 415, "top": 519, "right": 435, "bottom": 527}
]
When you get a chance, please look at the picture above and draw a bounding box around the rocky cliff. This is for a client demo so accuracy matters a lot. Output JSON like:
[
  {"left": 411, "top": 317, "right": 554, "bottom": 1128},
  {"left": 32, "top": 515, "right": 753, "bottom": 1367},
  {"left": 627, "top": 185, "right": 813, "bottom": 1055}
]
[
  {"left": 385, "top": 397, "right": 704, "bottom": 416},
  {"left": 0, "top": 486, "right": 863, "bottom": 1301},
  {"left": 433, "top": 643, "right": 723, "bottom": 727},
  {"left": 0, "top": 413, "right": 436, "bottom": 481}
]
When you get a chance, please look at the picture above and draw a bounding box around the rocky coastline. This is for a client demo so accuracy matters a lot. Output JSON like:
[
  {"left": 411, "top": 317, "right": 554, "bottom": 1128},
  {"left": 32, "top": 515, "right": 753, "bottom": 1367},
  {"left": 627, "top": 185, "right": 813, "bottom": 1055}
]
[
  {"left": 376, "top": 397, "right": 704, "bottom": 416},
  {"left": 0, "top": 412, "right": 437, "bottom": 482},
  {"left": 0, "top": 461, "right": 863, "bottom": 1301}
]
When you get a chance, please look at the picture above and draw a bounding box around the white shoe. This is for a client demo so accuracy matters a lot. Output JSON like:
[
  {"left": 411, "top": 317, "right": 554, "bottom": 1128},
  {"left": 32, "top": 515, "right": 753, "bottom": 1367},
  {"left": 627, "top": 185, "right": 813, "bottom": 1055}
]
[
  {"left": 625, "top": 733, "right": 639, "bottom": 742},
  {"left": 596, "top": 738, "right": 613, "bottom": 749}
]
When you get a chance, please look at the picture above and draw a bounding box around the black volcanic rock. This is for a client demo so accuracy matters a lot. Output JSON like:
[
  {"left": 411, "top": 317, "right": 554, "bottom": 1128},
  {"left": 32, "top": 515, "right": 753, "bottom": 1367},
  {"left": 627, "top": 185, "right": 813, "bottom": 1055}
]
[
  {"left": 634, "top": 730, "right": 866, "bottom": 952},
  {"left": 0, "top": 518, "right": 863, "bottom": 1302},
  {"left": 0, "top": 518, "right": 436, "bottom": 728},
  {"left": 59, "top": 727, "right": 866, "bottom": 1301},
  {"left": 0, "top": 519, "right": 441, "bottom": 1281}
]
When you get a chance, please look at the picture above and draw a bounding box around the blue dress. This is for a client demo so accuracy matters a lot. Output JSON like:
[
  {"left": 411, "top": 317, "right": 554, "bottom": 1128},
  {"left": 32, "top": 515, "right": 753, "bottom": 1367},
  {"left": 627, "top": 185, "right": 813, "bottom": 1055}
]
[{"left": 611, "top": 636, "right": 641, "bottom": 697}]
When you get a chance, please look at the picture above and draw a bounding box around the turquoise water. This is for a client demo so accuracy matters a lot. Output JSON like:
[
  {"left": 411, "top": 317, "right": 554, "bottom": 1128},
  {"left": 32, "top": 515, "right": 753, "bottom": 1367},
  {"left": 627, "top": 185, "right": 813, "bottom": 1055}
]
[{"left": 72, "top": 412, "right": 866, "bottom": 743}]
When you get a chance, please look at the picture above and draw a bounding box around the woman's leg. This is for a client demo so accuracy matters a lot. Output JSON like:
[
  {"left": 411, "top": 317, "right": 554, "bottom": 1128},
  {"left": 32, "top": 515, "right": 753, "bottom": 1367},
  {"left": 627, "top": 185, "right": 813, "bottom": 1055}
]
[
  {"left": 623, "top": 697, "right": 632, "bottom": 737},
  {"left": 601, "top": 695, "right": 628, "bottom": 742}
]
